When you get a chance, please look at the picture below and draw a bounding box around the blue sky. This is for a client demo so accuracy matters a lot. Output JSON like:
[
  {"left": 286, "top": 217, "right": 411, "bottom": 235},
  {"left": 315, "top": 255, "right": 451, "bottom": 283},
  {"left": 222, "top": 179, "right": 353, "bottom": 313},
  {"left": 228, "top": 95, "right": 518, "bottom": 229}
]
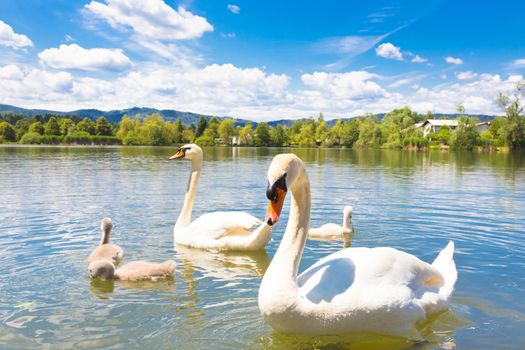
[{"left": 0, "top": 0, "right": 524, "bottom": 120}]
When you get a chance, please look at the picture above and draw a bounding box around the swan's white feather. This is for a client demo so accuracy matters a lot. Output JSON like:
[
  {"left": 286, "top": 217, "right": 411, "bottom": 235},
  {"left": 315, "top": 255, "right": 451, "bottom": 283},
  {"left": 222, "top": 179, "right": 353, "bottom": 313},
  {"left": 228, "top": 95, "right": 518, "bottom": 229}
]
[
  {"left": 258, "top": 154, "right": 457, "bottom": 337},
  {"left": 171, "top": 144, "right": 272, "bottom": 251},
  {"left": 185, "top": 211, "right": 262, "bottom": 239},
  {"left": 263, "top": 243, "right": 456, "bottom": 336},
  {"left": 309, "top": 223, "right": 346, "bottom": 239}
]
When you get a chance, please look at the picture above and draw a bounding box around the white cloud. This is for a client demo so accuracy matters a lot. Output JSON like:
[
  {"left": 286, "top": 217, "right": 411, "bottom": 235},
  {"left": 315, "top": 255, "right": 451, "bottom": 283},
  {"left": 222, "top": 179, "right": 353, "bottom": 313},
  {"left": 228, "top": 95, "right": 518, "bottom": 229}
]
[
  {"left": 409, "top": 73, "right": 521, "bottom": 114},
  {"left": 301, "top": 71, "right": 386, "bottom": 99},
  {"left": 0, "top": 20, "right": 33, "bottom": 49},
  {"left": 456, "top": 71, "right": 478, "bottom": 80},
  {"left": 445, "top": 56, "right": 463, "bottom": 65},
  {"left": 375, "top": 42, "right": 403, "bottom": 61},
  {"left": 389, "top": 78, "right": 413, "bottom": 88},
  {"left": 23, "top": 69, "right": 73, "bottom": 93},
  {"left": 1, "top": 61, "right": 522, "bottom": 120},
  {"left": 38, "top": 44, "right": 132, "bottom": 71},
  {"left": 85, "top": 0, "right": 213, "bottom": 40},
  {"left": 411, "top": 55, "right": 427, "bottom": 63},
  {"left": 0, "top": 64, "right": 24, "bottom": 80},
  {"left": 514, "top": 59, "right": 525, "bottom": 66},
  {"left": 227, "top": 4, "right": 240, "bottom": 14}
]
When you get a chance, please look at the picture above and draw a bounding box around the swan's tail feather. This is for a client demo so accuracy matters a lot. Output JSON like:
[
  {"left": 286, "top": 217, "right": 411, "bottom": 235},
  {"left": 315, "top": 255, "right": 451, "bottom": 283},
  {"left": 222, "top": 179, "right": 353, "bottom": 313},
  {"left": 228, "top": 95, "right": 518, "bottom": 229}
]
[{"left": 432, "top": 240, "right": 457, "bottom": 300}]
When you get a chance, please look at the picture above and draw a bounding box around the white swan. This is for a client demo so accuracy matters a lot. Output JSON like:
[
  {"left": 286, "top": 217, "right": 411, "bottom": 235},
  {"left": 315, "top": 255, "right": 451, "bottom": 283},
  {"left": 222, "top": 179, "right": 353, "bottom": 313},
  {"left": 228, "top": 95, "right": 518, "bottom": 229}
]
[
  {"left": 89, "top": 260, "right": 176, "bottom": 281},
  {"left": 87, "top": 218, "right": 124, "bottom": 265},
  {"left": 259, "top": 153, "right": 457, "bottom": 337},
  {"left": 309, "top": 206, "right": 353, "bottom": 240},
  {"left": 169, "top": 144, "right": 272, "bottom": 251}
]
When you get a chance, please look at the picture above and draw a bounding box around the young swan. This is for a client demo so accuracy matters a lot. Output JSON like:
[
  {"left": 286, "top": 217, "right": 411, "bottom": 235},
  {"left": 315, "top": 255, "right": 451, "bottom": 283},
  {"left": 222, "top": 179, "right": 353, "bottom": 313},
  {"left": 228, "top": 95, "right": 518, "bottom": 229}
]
[
  {"left": 89, "top": 260, "right": 176, "bottom": 281},
  {"left": 309, "top": 206, "right": 353, "bottom": 240},
  {"left": 87, "top": 218, "right": 124, "bottom": 265}
]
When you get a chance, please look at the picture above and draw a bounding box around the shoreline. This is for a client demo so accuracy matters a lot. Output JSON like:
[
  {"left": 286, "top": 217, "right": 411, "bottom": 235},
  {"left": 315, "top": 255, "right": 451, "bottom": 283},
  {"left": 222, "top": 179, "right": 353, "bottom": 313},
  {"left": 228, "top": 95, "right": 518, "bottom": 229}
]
[{"left": 0, "top": 143, "right": 512, "bottom": 153}]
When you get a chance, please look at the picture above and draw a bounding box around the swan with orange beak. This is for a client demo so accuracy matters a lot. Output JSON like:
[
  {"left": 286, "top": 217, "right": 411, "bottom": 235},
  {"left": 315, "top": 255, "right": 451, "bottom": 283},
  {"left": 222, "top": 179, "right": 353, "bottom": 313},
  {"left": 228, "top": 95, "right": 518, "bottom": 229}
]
[
  {"left": 259, "top": 153, "right": 457, "bottom": 337},
  {"left": 169, "top": 144, "right": 273, "bottom": 251}
]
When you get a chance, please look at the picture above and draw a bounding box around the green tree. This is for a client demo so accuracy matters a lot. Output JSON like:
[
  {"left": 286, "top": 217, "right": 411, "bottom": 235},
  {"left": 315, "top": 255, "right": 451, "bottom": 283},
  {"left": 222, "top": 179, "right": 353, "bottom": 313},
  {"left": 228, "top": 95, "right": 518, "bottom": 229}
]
[
  {"left": 288, "top": 119, "right": 304, "bottom": 145},
  {"left": 174, "top": 119, "right": 185, "bottom": 144},
  {"left": 271, "top": 124, "right": 288, "bottom": 146},
  {"left": 450, "top": 116, "right": 480, "bottom": 149},
  {"left": 254, "top": 122, "right": 272, "bottom": 146},
  {"left": 218, "top": 119, "right": 235, "bottom": 144},
  {"left": 44, "top": 117, "right": 61, "bottom": 136},
  {"left": 487, "top": 116, "right": 507, "bottom": 146},
  {"left": 77, "top": 118, "right": 96, "bottom": 135},
  {"left": 297, "top": 122, "right": 316, "bottom": 147},
  {"left": 59, "top": 118, "right": 74, "bottom": 136},
  {"left": 315, "top": 119, "right": 330, "bottom": 146},
  {"left": 14, "top": 118, "right": 34, "bottom": 140},
  {"left": 28, "top": 121, "right": 45, "bottom": 135},
  {"left": 95, "top": 116, "right": 113, "bottom": 136},
  {"left": 330, "top": 120, "right": 345, "bottom": 146},
  {"left": 356, "top": 117, "right": 375, "bottom": 147},
  {"left": 497, "top": 81, "right": 525, "bottom": 149},
  {"left": 117, "top": 115, "right": 141, "bottom": 140},
  {"left": 182, "top": 129, "right": 194, "bottom": 143},
  {"left": 435, "top": 125, "right": 452, "bottom": 144},
  {"left": 206, "top": 117, "right": 220, "bottom": 139},
  {"left": 239, "top": 123, "right": 254, "bottom": 145},
  {"left": 341, "top": 119, "right": 360, "bottom": 147},
  {"left": 196, "top": 116, "right": 208, "bottom": 138},
  {"left": 19, "top": 132, "right": 43, "bottom": 144},
  {"left": 194, "top": 135, "right": 215, "bottom": 146},
  {"left": 0, "top": 122, "right": 16, "bottom": 142},
  {"left": 141, "top": 114, "right": 165, "bottom": 145}
]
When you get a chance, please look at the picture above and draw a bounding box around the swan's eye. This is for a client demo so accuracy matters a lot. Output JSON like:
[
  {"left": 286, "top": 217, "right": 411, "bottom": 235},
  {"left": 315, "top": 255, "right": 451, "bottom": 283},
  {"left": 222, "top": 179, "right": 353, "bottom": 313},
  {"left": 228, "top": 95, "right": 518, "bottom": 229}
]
[
  {"left": 266, "top": 181, "right": 278, "bottom": 202},
  {"left": 275, "top": 173, "right": 287, "bottom": 191},
  {"left": 266, "top": 173, "right": 287, "bottom": 201}
]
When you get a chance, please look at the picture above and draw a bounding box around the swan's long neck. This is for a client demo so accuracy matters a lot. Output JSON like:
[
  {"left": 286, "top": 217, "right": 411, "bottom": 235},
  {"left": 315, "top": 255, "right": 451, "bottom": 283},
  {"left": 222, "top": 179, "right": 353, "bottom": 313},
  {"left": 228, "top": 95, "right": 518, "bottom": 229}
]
[
  {"left": 175, "top": 156, "right": 202, "bottom": 231},
  {"left": 100, "top": 230, "right": 109, "bottom": 245},
  {"left": 259, "top": 168, "right": 310, "bottom": 310},
  {"left": 343, "top": 210, "right": 352, "bottom": 230}
]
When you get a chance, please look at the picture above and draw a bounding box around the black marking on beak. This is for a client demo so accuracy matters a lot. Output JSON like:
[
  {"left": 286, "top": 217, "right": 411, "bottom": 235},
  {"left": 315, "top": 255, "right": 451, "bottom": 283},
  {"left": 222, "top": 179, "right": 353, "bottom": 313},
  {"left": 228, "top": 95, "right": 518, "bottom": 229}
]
[{"left": 266, "top": 173, "right": 287, "bottom": 202}]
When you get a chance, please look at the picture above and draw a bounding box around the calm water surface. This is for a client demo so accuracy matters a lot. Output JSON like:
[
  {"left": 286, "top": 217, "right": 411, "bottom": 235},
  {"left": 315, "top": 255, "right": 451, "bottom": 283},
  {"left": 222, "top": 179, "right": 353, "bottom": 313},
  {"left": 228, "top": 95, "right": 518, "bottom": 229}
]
[{"left": 1, "top": 146, "right": 524, "bottom": 349}]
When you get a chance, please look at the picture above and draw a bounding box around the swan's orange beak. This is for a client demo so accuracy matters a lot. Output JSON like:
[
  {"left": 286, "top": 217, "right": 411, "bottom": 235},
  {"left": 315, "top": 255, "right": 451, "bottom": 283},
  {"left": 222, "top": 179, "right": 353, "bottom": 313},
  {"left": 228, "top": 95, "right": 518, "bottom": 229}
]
[
  {"left": 265, "top": 188, "right": 286, "bottom": 226},
  {"left": 169, "top": 149, "right": 185, "bottom": 160}
]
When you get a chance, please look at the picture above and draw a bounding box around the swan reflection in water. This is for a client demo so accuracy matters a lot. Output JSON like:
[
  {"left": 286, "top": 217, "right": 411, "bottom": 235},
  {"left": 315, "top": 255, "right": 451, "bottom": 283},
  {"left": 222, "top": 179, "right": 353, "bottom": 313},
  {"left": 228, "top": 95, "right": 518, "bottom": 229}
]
[
  {"left": 89, "top": 274, "right": 176, "bottom": 295},
  {"left": 174, "top": 244, "right": 270, "bottom": 281},
  {"left": 257, "top": 308, "right": 469, "bottom": 350}
]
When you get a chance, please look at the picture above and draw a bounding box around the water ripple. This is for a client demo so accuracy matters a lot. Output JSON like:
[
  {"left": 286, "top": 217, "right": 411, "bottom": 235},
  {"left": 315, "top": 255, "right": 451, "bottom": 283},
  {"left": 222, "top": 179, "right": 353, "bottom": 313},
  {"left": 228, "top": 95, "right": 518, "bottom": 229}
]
[{"left": 1, "top": 146, "right": 524, "bottom": 349}]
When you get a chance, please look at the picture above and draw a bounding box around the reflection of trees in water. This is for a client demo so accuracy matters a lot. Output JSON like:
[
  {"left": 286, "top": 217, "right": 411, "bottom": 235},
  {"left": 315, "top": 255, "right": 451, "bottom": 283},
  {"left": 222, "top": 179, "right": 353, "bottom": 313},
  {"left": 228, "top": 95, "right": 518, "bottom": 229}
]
[
  {"left": 175, "top": 254, "right": 205, "bottom": 327},
  {"left": 109, "top": 146, "right": 525, "bottom": 187}
]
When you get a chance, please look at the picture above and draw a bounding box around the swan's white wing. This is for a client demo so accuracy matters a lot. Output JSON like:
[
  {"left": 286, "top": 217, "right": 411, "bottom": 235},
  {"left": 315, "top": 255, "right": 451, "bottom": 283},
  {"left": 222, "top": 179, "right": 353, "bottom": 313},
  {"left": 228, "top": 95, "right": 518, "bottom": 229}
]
[
  {"left": 298, "top": 247, "right": 445, "bottom": 308},
  {"left": 186, "top": 211, "right": 262, "bottom": 239}
]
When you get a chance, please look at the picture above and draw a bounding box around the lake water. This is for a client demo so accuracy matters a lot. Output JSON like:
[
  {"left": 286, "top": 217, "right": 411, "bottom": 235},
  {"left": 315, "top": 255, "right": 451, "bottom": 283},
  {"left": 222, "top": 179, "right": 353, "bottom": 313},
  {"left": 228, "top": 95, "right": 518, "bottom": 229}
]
[{"left": 1, "top": 146, "right": 524, "bottom": 349}]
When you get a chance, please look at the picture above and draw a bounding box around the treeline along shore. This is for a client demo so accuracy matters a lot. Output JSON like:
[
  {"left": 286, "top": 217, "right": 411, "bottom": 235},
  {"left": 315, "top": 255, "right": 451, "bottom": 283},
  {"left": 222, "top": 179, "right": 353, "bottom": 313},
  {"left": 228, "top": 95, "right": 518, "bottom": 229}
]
[{"left": 1, "top": 82, "right": 524, "bottom": 151}]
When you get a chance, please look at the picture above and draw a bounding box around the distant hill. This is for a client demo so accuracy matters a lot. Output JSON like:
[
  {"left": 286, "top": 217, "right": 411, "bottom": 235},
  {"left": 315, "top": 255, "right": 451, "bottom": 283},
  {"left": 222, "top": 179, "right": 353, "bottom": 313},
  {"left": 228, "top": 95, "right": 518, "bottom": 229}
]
[
  {"left": 0, "top": 104, "right": 497, "bottom": 127},
  {"left": 0, "top": 104, "right": 252, "bottom": 127}
]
